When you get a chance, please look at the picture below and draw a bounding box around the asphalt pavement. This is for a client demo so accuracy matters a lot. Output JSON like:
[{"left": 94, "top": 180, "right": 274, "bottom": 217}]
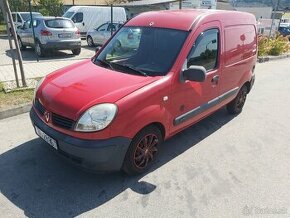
[{"left": 0, "top": 59, "right": 290, "bottom": 218}]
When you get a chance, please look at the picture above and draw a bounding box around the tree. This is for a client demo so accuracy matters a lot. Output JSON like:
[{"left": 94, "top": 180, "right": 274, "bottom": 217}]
[{"left": 37, "top": 0, "right": 63, "bottom": 16}]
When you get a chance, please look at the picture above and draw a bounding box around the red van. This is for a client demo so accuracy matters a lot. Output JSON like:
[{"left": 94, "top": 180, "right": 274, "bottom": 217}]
[{"left": 30, "top": 10, "right": 257, "bottom": 174}]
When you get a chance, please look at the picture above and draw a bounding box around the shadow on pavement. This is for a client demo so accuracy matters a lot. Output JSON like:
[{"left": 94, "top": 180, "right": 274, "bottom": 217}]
[
  {"left": 0, "top": 108, "right": 235, "bottom": 217},
  {"left": 5, "top": 48, "right": 81, "bottom": 62}
]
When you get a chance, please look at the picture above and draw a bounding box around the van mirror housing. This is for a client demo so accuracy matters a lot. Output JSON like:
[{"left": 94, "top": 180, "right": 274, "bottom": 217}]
[{"left": 182, "top": 66, "right": 207, "bottom": 82}]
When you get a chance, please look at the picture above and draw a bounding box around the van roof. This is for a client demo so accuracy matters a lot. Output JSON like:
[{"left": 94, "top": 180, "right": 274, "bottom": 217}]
[{"left": 126, "top": 9, "right": 256, "bottom": 31}]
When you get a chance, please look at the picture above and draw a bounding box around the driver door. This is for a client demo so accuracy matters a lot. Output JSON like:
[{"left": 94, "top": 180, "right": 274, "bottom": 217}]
[{"left": 169, "top": 22, "right": 222, "bottom": 134}]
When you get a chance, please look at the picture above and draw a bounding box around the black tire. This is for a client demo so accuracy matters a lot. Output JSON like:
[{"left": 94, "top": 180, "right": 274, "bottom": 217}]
[
  {"left": 18, "top": 36, "right": 26, "bottom": 50},
  {"left": 72, "top": 48, "right": 81, "bottom": 55},
  {"left": 87, "top": 36, "right": 94, "bottom": 47},
  {"left": 123, "top": 126, "right": 163, "bottom": 175},
  {"left": 227, "top": 85, "right": 248, "bottom": 115},
  {"left": 35, "top": 40, "right": 45, "bottom": 57}
]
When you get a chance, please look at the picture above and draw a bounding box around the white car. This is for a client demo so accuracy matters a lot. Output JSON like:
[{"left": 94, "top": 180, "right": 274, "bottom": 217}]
[{"left": 86, "top": 22, "right": 123, "bottom": 46}]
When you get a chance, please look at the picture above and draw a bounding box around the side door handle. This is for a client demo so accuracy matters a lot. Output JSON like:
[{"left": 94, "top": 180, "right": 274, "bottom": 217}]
[{"left": 211, "top": 75, "right": 219, "bottom": 85}]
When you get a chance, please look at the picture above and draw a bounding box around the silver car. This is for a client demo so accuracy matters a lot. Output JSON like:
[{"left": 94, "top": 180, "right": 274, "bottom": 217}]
[
  {"left": 86, "top": 22, "right": 123, "bottom": 46},
  {"left": 17, "top": 17, "right": 81, "bottom": 56}
]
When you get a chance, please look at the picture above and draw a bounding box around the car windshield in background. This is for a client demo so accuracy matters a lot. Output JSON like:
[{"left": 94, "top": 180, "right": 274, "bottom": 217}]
[
  {"left": 63, "top": 11, "right": 75, "bottom": 19},
  {"left": 95, "top": 27, "right": 188, "bottom": 76},
  {"left": 21, "top": 13, "right": 42, "bottom": 21},
  {"left": 45, "top": 19, "right": 74, "bottom": 28}
]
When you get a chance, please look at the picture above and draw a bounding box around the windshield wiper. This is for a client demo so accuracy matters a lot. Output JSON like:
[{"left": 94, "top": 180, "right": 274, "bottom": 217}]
[
  {"left": 95, "top": 58, "right": 114, "bottom": 70},
  {"left": 112, "top": 63, "right": 147, "bottom": 77}
]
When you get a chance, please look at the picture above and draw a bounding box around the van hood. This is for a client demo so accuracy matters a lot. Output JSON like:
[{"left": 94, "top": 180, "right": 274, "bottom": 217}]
[{"left": 37, "top": 60, "right": 159, "bottom": 120}]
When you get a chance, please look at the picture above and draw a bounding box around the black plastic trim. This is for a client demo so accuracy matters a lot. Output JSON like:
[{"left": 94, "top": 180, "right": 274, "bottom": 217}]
[{"left": 174, "top": 87, "right": 239, "bottom": 126}]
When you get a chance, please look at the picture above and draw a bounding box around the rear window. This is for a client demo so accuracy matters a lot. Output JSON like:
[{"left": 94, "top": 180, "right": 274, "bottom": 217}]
[{"left": 45, "top": 19, "right": 74, "bottom": 28}]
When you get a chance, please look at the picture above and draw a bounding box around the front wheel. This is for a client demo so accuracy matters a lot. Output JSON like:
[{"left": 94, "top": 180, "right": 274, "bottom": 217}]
[
  {"left": 35, "top": 41, "right": 45, "bottom": 57},
  {"left": 227, "top": 85, "right": 248, "bottom": 115},
  {"left": 122, "top": 126, "right": 163, "bottom": 175},
  {"left": 72, "top": 48, "right": 81, "bottom": 55},
  {"left": 87, "top": 36, "right": 94, "bottom": 47}
]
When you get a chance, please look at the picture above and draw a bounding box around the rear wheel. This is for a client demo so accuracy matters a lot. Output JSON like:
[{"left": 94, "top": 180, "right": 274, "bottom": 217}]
[
  {"left": 87, "top": 36, "right": 94, "bottom": 47},
  {"left": 35, "top": 40, "right": 45, "bottom": 57},
  {"left": 72, "top": 48, "right": 81, "bottom": 55},
  {"left": 227, "top": 85, "right": 248, "bottom": 115},
  {"left": 123, "top": 126, "right": 163, "bottom": 175}
]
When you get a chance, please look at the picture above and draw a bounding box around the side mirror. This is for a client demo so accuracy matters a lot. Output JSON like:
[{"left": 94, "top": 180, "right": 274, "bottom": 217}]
[
  {"left": 95, "top": 46, "right": 101, "bottom": 54},
  {"left": 182, "top": 66, "right": 207, "bottom": 82}
]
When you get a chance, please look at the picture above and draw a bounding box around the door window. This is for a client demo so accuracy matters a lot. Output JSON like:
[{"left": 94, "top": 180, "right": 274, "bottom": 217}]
[
  {"left": 72, "top": 12, "right": 83, "bottom": 23},
  {"left": 187, "top": 29, "right": 219, "bottom": 71},
  {"left": 97, "top": 24, "right": 108, "bottom": 32},
  {"left": 17, "top": 14, "right": 22, "bottom": 23}
]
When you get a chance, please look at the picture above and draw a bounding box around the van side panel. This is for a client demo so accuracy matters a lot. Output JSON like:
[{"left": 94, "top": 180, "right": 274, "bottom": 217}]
[
  {"left": 65, "top": 6, "right": 126, "bottom": 34},
  {"left": 220, "top": 24, "right": 257, "bottom": 95}
]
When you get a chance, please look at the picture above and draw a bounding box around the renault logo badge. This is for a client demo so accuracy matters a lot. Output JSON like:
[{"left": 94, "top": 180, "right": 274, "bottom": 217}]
[{"left": 44, "top": 111, "right": 50, "bottom": 123}]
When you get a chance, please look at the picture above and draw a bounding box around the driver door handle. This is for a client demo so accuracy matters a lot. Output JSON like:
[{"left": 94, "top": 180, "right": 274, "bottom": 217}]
[{"left": 211, "top": 75, "right": 219, "bottom": 85}]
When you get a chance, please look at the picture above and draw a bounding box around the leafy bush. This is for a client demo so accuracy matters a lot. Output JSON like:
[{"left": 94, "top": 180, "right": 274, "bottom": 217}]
[{"left": 258, "top": 33, "right": 290, "bottom": 57}]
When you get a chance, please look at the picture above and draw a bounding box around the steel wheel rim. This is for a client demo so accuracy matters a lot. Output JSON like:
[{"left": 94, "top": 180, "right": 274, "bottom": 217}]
[
  {"left": 133, "top": 134, "right": 158, "bottom": 169},
  {"left": 88, "top": 37, "right": 93, "bottom": 46},
  {"left": 237, "top": 89, "right": 247, "bottom": 109},
  {"left": 18, "top": 38, "right": 22, "bottom": 47}
]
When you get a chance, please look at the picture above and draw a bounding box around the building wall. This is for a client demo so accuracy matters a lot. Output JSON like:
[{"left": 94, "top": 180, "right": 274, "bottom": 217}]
[
  {"left": 235, "top": 6, "right": 273, "bottom": 19},
  {"left": 62, "top": 0, "right": 108, "bottom": 6}
]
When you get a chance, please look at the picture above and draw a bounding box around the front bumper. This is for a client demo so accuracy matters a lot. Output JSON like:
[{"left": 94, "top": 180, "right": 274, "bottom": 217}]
[
  {"left": 41, "top": 40, "right": 81, "bottom": 50},
  {"left": 30, "top": 108, "right": 131, "bottom": 172}
]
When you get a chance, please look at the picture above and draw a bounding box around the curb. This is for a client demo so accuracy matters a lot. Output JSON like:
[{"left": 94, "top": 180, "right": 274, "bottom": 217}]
[
  {"left": 0, "top": 104, "right": 32, "bottom": 120},
  {"left": 258, "top": 54, "right": 290, "bottom": 63}
]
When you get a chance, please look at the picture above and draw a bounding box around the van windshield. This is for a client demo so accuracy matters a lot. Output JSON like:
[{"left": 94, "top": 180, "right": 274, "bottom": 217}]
[
  {"left": 63, "top": 11, "right": 75, "bottom": 19},
  {"left": 94, "top": 27, "right": 188, "bottom": 76}
]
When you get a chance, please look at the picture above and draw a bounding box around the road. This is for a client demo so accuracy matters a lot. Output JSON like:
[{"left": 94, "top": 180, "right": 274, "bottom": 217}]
[
  {"left": 0, "top": 36, "right": 95, "bottom": 66},
  {"left": 0, "top": 59, "right": 290, "bottom": 218}
]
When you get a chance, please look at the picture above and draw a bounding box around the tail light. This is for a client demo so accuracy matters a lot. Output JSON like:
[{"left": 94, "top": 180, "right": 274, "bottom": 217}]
[
  {"left": 76, "top": 29, "right": 81, "bottom": 37},
  {"left": 41, "top": 30, "right": 52, "bottom": 36}
]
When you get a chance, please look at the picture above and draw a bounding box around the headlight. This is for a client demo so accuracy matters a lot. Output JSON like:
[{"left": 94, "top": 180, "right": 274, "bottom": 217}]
[
  {"left": 75, "top": 103, "right": 117, "bottom": 132},
  {"left": 34, "top": 77, "right": 45, "bottom": 98}
]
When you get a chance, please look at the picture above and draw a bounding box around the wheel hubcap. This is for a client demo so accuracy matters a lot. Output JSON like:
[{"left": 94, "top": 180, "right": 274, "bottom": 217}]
[
  {"left": 133, "top": 134, "right": 158, "bottom": 169},
  {"left": 237, "top": 89, "right": 247, "bottom": 109},
  {"left": 88, "top": 37, "right": 93, "bottom": 46}
]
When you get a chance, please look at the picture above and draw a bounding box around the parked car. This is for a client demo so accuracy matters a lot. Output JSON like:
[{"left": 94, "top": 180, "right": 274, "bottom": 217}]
[
  {"left": 63, "top": 6, "right": 126, "bottom": 37},
  {"left": 86, "top": 22, "right": 123, "bottom": 46},
  {"left": 17, "top": 17, "right": 81, "bottom": 56},
  {"left": 30, "top": 10, "right": 257, "bottom": 175},
  {"left": 278, "top": 23, "right": 290, "bottom": 38},
  {"left": 8, "top": 12, "right": 42, "bottom": 32}
]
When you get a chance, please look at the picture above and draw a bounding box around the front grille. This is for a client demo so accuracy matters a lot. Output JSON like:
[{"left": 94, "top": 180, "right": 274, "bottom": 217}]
[
  {"left": 52, "top": 113, "right": 75, "bottom": 130},
  {"left": 34, "top": 99, "right": 45, "bottom": 115},
  {"left": 34, "top": 98, "right": 75, "bottom": 130}
]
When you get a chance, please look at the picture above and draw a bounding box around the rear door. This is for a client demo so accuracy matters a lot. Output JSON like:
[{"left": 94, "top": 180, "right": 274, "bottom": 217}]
[{"left": 170, "top": 22, "right": 222, "bottom": 134}]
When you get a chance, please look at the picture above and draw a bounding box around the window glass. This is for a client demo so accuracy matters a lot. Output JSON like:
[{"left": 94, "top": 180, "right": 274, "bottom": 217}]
[
  {"left": 98, "top": 24, "right": 108, "bottom": 31},
  {"left": 107, "top": 23, "right": 117, "bottom": 32},
  {"left": 187, "top": 29, "right": 218, "bottom": 71},
  {"left": 29, "top": 20, "right": 39, "bottom": 28},
  {"left": 45, "top": 19, "right": 74, "bottom": 28},
  {"left": 17, "top": 14, "right": 22, "bottom": 23},
  {"left": 72, "top": 12, "right": 83, "bottom": 23},
  {"left": 95, "top": 27, "right": 188, "bottom": 76}
]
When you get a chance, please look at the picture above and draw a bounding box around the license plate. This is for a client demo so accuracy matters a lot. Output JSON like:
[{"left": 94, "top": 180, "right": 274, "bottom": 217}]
[
  {"left": 58, "top": 33, "right": 71, "bottom": 38},
  {"left": 35, "top": 126, "right": 58, "bottom": 150}
]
